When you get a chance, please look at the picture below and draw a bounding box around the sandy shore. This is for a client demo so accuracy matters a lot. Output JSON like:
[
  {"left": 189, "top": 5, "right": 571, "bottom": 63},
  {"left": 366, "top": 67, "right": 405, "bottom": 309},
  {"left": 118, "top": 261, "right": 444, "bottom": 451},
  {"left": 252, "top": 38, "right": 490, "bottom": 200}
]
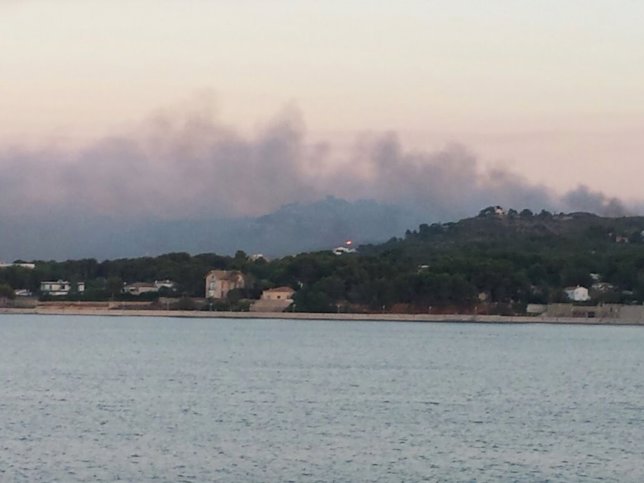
[{"left": 1, "top": 307, "right": 643, "bottom": 325}]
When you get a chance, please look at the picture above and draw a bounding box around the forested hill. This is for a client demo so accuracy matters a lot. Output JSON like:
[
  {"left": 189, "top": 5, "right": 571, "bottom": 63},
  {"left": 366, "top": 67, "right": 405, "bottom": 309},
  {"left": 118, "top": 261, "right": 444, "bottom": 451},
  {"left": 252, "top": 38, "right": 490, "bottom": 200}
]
[
  {"left": 2, "top": 207, "right": 644, "bottom": 314},
  {"left": 362, "top": 208, "right": 644, "bottom": 259},
  {"left": 344, "top": 207, "right": 644, "bottom": 312}
]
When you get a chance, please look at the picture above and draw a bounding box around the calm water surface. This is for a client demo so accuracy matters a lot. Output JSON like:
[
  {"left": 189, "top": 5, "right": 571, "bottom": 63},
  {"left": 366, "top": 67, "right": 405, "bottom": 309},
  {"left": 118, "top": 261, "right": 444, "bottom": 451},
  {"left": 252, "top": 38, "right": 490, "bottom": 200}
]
[{"left": 1, "top": 315, "right": 643, "bottom": 482}]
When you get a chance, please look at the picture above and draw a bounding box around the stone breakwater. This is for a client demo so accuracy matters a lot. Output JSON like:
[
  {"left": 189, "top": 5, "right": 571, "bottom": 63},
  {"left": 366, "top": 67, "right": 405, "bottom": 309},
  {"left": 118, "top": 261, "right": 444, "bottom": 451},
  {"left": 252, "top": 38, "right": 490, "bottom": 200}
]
[{"left": 1, "top": 307, "right": 644, "bottom": 325}]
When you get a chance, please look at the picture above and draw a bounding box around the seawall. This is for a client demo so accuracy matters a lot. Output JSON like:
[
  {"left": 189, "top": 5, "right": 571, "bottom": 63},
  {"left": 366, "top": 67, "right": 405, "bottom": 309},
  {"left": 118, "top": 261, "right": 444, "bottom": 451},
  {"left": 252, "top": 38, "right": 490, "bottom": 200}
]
[{"left": 1, "top": 307, "right": 644, "bottom": 326}]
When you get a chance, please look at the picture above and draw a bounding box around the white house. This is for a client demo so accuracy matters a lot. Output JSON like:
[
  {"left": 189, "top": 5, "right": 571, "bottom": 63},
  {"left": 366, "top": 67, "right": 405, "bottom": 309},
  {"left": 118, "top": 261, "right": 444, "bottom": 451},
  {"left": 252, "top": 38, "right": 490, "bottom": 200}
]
[
  {"left": 564, "top": 286, "right": 590, "bottom": 302},
  {"left": 333, "top": 246, "right": 357, "bottom": 256},
  {"left": 154, "top": 279, "right": 176, "bottom": 290},
  {"left": 0, "top": 262, "right": 36, "bottom": 270},
  {"left": 123, "top": 279, "right": 177, "bottom": 296},
  {"left": 40, "top": 280, "right": 85, "bottom": 296}
]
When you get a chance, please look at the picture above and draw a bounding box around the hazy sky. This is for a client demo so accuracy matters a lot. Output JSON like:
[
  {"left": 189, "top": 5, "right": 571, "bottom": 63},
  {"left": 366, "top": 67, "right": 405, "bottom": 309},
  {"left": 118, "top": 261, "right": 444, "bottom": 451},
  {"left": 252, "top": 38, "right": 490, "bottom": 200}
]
[{"left": 2, "top": 0, "right": 644, "bottom": 203}]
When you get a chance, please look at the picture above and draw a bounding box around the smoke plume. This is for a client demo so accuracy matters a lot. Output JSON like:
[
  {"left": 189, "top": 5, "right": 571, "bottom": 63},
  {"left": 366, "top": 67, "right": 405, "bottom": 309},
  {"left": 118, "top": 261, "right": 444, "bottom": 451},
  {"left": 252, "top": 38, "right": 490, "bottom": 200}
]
[{"left": 0, "top": 100, "right": 637, "bottom": 223}]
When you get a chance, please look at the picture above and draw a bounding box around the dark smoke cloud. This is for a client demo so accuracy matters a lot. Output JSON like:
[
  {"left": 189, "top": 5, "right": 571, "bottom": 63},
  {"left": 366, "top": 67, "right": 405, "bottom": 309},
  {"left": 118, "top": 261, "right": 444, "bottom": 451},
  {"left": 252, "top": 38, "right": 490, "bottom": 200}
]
[
  {"left": 327, "top": 134, "right": 558, "bottom": 220},
  {"left": 561, "top": 185, "right": 630, "bottom": 217},
  {"left": 0, "top": 100, "right": 638, "bottom": 222},
  {"left": 0, "top": 105, "right": 321, "bottom": 219}
]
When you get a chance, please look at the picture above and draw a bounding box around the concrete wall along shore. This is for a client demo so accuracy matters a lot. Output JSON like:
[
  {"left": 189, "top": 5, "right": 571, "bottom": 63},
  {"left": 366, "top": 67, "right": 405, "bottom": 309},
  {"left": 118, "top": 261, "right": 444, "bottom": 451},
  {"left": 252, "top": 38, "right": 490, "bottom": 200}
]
[
  {"left": 2, "top": 306, "right": 644, "bottom": 325},
  {"left": 546, "top": 303, "right": 644, "bottom": 321}
]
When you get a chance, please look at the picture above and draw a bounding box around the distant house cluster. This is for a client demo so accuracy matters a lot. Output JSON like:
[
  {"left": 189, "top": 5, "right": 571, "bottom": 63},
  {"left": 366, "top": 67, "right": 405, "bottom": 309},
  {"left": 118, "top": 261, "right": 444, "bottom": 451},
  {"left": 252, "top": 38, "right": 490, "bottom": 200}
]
[{"left": 203, "top": 269, "right": 296, "bottom": 312}]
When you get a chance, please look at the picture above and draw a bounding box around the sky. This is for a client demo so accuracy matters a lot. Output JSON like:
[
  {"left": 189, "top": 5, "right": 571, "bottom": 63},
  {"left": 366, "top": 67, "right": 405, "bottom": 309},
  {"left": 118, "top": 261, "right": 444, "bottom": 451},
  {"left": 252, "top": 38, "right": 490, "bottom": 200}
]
[{"left": 1, "top": 0, "right": 644, "bottom": 220}]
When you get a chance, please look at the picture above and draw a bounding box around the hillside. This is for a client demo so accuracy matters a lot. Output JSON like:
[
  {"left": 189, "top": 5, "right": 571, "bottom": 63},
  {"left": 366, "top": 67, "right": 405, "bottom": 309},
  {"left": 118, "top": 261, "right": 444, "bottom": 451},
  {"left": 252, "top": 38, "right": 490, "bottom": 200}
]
[
  {"left": 0, "top": 197, "right": 419, "bottom": 260},
  {"left": 347, "top": 207, "right": 644, "bottom": 312},
  {"left": 365, "top": 208, "right": 644, "bottom": 254},
  {"left": 2, "top": 207, "right": 644, "bottom": 315}
]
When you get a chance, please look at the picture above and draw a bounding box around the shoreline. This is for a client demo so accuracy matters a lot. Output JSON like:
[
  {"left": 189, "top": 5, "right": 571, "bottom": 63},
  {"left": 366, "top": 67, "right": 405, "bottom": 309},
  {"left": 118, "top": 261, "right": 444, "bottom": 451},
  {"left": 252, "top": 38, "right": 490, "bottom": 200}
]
[{"left": 1, "top": 307, "right": 643, "bottom": 326}]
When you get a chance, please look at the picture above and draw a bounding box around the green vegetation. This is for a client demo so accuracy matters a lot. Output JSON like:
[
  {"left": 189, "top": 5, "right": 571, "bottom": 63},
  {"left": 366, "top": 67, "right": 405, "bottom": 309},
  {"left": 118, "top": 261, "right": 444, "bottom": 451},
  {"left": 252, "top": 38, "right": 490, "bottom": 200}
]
[
  {"left": 2, "top": 208, "right": 644, "bottom": 314},
  {"left": 0, "top": 283, "right": 15, "bottom": 299}
]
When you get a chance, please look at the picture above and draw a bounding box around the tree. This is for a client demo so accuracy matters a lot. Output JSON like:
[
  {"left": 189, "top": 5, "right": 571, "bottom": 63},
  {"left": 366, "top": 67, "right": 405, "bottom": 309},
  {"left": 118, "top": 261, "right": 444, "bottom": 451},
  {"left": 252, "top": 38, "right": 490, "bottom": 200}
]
[
  {"left": 106, "top": 277, "right": 123, "bottom": 298},
  {"left": 176, "top": 296, "right": 197, "bottom": 311},
  {"left": 0, "top": 283, "right": 15, "bottom": 299},
  {"left": 293, "top": 287, "right": 335, "bottom": 312},
  {"left": 478, "top": 206, "right": 497, "bottom": 217}
]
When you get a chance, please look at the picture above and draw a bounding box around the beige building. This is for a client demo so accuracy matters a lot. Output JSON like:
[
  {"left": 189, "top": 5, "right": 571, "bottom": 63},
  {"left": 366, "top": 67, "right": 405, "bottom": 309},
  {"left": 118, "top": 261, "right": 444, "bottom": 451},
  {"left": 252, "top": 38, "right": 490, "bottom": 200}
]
[
  {"left": 250, "top": 286, "right": 296, "bottom": 313},
  {"left": 260, "top": 287, "right": 295, "bottom": 301},
  {"left": 205, "top": 270, "right": 246, "bottom": 299}
]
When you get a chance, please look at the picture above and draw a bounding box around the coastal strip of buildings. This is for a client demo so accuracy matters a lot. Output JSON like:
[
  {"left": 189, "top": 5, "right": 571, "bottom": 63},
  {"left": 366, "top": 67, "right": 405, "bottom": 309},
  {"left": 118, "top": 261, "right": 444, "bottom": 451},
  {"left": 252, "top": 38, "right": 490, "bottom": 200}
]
[{"left": 2, "top": 266, "right": 644, "bottom": 322}]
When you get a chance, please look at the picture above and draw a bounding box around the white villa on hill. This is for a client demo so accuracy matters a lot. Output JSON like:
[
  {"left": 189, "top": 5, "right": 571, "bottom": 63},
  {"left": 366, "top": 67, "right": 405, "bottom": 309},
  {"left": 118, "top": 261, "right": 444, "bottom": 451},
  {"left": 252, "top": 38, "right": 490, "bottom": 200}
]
[{"left": 0, "top": 261, "right": 35, "bottom": 270}]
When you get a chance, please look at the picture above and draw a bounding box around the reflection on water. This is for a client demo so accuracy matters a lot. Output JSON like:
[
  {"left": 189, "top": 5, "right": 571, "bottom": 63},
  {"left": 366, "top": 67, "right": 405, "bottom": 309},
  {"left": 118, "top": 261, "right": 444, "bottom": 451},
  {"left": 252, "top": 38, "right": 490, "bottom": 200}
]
[{"left": 1, "top": 315, "right": 643, "bottom": 482}]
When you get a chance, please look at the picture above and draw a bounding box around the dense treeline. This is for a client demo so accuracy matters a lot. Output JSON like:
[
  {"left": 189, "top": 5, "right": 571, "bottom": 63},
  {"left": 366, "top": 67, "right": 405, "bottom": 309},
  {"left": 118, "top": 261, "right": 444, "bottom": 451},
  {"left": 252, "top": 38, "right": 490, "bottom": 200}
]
[{"left": 2, "top": 208, "right": 644, "bottom": 314}]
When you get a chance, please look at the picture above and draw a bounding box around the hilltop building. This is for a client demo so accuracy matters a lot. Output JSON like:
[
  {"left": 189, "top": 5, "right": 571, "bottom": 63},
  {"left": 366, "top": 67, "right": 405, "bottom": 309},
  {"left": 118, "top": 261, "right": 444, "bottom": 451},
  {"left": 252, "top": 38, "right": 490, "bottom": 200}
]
[
  {"left": 333, "top": 246, "right": 357, "bottom": 256},
  {"left": 478, "top": 206, "right": 507, "bottom": 217},
  {"left": 0, "top": 262, "right": 35, "bottom": 270}
]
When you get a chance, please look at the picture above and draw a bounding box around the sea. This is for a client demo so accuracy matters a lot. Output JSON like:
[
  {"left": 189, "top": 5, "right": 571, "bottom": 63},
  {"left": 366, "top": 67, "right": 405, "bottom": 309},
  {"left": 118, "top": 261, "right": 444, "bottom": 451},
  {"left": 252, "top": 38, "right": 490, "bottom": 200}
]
[{"left": 1, "top": 314, "right": 643, "bottom": 482}]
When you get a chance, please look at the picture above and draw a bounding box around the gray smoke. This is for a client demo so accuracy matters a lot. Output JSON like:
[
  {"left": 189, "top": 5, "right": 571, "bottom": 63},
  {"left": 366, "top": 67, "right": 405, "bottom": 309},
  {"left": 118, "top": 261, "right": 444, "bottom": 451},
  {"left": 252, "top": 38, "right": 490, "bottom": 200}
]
[
  {"left": 0, "top": 101, "right": 638, "bottom": 223},
  {"left": 327, "top": 134, "right": 558, "bottom": 220},
  {"left": 0, "top": 106, "right": 321, "bottom": 219},
  {"left": 561, "top": 185, "right": 630, "bottom": 217}
]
